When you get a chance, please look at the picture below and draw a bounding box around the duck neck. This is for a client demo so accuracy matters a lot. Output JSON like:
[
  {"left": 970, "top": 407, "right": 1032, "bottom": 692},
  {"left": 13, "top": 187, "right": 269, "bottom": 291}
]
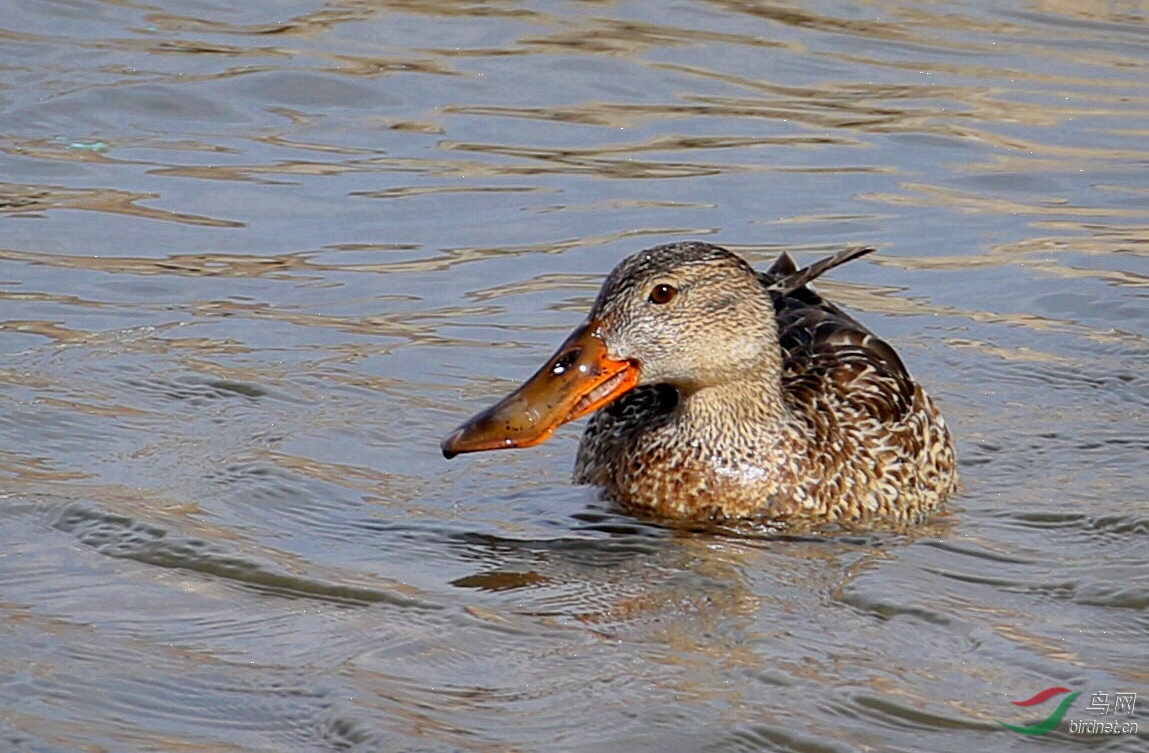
[{"left": 677, "top": 375, "right": 794, "bottom": 438}]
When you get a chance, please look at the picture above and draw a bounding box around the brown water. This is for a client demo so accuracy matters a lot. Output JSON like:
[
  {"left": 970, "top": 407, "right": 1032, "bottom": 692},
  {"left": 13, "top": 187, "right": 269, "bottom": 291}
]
[{"left": 2, "top": 1, "right": 1148, "bottom": 751}]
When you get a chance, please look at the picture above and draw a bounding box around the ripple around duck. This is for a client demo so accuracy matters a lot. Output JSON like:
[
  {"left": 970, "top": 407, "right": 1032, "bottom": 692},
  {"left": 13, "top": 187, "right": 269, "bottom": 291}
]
[
  {"left": 1, "top": 0, "right": 1147, "bottom": 748},
  {"left": 51, "top": 501, "right": 437, "bottom": 610},
  {"left": 835, "top": 591, "right": 955, "bottom": 627},
  {"left": 449, "top": 527, "right": 667, "bottom": 560},
  {"left": 1001, "top": 511, "right": 1149, "bottom": 536},
  {"left": 841, "top": 693, "right": 981, "bottom": 734},
  {"left": 124, "top": 374, "right": 270, "bottom": 403}
]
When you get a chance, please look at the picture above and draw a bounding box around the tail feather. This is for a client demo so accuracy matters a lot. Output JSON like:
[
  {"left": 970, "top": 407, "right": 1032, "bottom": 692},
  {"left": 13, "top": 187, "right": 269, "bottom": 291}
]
[
  {"left": 765, "top": 251, "right": 798, "bottom": 277},
  {"left": 768, "top": 246, "right": 876, "bottom": 295}
]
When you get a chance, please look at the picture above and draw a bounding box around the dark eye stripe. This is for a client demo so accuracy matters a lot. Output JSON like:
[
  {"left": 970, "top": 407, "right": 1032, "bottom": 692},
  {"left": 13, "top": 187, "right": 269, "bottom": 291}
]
[{"left": 649, "top": 284, "right": 677, "bottom": 304}]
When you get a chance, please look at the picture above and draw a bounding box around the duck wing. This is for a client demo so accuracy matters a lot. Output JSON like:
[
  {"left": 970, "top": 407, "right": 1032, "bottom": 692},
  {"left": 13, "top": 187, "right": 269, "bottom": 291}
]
[{"left": 761, "top": 248, "right": 917, "bottom": 422}]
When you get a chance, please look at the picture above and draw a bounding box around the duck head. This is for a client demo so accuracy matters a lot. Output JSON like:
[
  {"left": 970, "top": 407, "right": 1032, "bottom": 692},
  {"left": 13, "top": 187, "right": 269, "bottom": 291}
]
[{"left": 441, "top": 242, "right": 781, "bottom": 458}]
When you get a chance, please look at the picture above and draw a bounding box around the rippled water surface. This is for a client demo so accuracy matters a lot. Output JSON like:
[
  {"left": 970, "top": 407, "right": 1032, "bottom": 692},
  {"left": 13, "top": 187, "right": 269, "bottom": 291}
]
[{"left": 2, "top": 1, "right": 1148, "bottom": 751}]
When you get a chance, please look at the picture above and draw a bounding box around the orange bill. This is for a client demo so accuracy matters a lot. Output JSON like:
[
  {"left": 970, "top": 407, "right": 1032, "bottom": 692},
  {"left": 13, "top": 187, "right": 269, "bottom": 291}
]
[{"left": 441, "top": 320, "right": 639, "bottom": 458}]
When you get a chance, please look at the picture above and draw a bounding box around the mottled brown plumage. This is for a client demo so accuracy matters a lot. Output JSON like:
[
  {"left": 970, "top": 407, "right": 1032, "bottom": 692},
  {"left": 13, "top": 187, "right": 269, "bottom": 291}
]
[{"left": 443, "top": 241, "right": 957, "bottom": 526}]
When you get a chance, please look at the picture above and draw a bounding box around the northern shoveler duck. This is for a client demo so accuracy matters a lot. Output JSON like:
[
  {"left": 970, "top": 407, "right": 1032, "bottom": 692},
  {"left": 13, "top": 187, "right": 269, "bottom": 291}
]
[{"left": 442, "top": 242, "right": 957, "bottom": 525}]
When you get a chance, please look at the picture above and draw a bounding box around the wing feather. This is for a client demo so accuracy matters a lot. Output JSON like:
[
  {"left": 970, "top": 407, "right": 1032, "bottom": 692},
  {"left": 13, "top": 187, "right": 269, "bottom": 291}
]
[{"left": 764, "top": 249, "right": 916, "bottom": 422}]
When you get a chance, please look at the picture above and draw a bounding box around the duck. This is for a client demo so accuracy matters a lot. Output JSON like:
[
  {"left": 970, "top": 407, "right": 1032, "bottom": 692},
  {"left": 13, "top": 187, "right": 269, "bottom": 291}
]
[{"left": 441, "top": 242, "right": 957, "bottom": 525}]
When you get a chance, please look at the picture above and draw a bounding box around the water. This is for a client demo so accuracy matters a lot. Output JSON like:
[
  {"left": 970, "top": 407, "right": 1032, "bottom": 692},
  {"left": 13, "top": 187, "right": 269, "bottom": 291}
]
[{"left": 1, "top": 0, "right": 1147, "bottom": 750}]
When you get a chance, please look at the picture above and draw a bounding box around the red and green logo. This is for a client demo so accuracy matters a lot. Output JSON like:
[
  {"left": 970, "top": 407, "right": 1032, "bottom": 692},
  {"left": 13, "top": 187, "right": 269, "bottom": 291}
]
[{"left": 997, "top": 687, "right": 1081, "bottom": 735}]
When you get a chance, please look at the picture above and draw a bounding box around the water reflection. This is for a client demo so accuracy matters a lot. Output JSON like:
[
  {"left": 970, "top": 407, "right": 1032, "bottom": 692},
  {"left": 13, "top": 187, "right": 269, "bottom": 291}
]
[
  {"left": 1, "top": 0, "right": 1148, "bottom": 750},
  {"left": 0, "top": 180, "right": 244, "bottom": 226}
]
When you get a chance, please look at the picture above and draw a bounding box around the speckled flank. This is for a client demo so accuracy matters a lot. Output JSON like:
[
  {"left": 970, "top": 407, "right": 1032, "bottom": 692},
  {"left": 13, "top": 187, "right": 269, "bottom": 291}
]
[{"left": 573, "top": 242, "right": 957, "bottom": 525}]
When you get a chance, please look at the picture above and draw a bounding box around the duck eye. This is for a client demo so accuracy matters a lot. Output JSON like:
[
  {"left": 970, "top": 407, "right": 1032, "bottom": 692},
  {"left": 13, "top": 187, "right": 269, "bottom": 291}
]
[{"left": 648, "top": 284, "right": 677, "bottom": 305}]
